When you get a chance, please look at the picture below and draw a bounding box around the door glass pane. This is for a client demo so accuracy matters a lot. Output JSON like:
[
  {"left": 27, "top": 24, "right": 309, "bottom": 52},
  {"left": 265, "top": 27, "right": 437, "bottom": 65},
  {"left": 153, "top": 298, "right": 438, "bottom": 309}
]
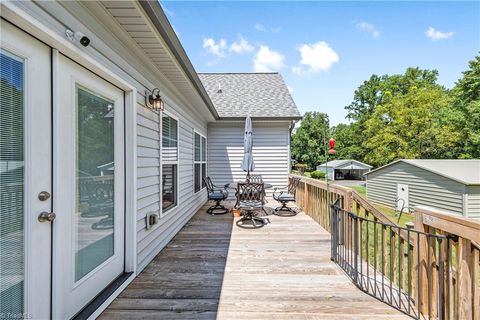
[
  {"left": 0, "top": 50, "right": 25, "bottom": 315},
  {"left": 75, "top": 85, "right": 115, "bottom": 282}
]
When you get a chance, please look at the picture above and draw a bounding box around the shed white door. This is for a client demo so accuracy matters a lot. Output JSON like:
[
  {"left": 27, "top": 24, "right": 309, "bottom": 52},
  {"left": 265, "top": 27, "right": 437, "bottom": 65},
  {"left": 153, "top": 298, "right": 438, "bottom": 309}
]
[
  {"left": 53, "top": 54, "right": 125, "bottom": 319},
  {"left": 0, "top": 20, "right": 52, "bottom": 320},
  {"left": 396, "top": 184, "right": 409, "bottom": 211}
]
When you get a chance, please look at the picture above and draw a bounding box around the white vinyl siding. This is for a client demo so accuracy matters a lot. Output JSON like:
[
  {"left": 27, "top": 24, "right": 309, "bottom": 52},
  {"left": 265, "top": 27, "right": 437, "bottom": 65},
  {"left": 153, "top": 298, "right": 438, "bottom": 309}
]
[
  {"left": 208, "top": 121, "right": 290, "bottom": 198},
  {"left": 136, "top": 99, "right": 208, "bottom": 271},
  {"left": 366, "top": 162, "right": 466, "bottom": 215},
  {"left": 467, "top": 186, "right": 480, "bottom": 218},
  {"left": 14, "top": 0, "right": 212, "bottom": 273}
]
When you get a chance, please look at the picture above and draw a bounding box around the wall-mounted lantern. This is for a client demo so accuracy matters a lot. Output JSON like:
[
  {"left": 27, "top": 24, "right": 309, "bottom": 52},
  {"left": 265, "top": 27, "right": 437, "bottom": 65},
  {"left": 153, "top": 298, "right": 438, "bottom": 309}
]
[{"left": 145, "top": 88, "right": 164, "bottom": 111}]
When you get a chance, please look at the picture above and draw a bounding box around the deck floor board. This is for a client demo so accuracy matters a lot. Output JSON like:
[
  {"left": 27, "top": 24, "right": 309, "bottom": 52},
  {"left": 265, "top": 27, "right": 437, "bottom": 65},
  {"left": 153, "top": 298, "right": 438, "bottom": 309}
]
[{"left": 100, "top": 201, "right": 409, "bottom": 319}]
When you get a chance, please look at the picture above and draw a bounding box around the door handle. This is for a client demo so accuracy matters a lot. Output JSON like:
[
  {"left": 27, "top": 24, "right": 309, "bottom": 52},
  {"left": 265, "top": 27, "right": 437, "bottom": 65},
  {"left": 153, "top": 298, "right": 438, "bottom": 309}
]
[{"left": 38, "top": 211, "right": 56, "bottom": 223}]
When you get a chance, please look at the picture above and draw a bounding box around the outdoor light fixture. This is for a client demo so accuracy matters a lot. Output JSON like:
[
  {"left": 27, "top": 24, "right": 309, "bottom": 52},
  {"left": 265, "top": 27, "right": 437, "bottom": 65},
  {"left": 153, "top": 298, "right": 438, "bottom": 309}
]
[{"left": 145, "top": 88, "right": 164, "bottom": 111}]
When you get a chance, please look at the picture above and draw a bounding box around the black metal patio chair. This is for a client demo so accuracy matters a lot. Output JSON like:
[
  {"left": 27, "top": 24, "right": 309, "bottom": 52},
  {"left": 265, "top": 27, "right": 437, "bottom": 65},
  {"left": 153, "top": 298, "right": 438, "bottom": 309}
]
[
  {"left": 204, "top": 176, "right": 229, "bottom": 215},
  {"left": 249, "top": 174, "right": 263, "bottom": 183},
  {"left": 273, "top": 177, "right": 301, "bottom": 216},
  {"left": 249, "top": 174, "right": 267, "bottom": 204},
  {"left": 236, "top": 182, "right": 269, "bottom": 229}
]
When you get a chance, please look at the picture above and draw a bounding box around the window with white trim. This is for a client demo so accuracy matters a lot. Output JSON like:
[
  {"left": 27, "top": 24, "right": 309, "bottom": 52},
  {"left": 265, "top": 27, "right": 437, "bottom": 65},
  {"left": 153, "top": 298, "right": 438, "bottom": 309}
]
[
  {"left": 194, "top": 131, "right": 207, "bottom": 193},
  {"left": 162, "top": 114, "right": 178, "bottom": 212}
]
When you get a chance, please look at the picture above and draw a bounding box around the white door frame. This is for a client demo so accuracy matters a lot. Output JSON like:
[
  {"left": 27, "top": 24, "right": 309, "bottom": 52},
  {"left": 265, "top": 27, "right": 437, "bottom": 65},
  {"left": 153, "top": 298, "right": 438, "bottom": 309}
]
[
  {"left": 1, "top": 20, "right": 52, "bottom": 320},
  {"left": 1, "top": 2, "right": 138, "bottom": 317}
]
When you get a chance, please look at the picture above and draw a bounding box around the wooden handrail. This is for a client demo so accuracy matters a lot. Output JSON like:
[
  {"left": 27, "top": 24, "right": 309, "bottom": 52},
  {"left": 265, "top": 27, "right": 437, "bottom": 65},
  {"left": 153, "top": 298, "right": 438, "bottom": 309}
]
[{"left": 414, "top": 205, "right": 480, "bottom": 320}]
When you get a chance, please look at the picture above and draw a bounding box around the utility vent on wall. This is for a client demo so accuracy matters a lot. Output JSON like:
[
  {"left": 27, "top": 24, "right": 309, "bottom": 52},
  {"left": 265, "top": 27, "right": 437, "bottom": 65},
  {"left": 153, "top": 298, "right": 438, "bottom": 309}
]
[{"left": 146, "top": 212, "right": 159, "bottom": 230}]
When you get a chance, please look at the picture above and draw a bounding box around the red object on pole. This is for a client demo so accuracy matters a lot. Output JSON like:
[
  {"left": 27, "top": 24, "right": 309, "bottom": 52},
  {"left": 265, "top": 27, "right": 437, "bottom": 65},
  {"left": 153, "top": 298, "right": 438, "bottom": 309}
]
[
  {"left": 329, "top": 138, "right": 336, "bottom": 149},
  {"left": 328, "top": 149, "right": 336, "bottom": 155}
]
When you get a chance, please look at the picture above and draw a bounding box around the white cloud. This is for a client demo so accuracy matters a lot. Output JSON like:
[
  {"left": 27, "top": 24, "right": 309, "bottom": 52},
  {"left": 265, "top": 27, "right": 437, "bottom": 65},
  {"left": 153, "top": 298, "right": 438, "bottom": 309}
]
[
  {"left": 203, "top": 38, "right": 227, "bottom": 58},
  {"left": 292, "top": 41, "right": 339, "bottom": 76},
  {"left": 229, "top": 37, "right": 255, "bottom": 54},
  {"left": 253, "top": 46, "right": 285, "bottom": 72},
  {"left": 254, "top": 23, "right": 280, "bottom": 33},
  {"left": 356, "top": 21, "right": 380, "bottom": 38},
  {"left": 254, "top": 23, "right": 267, "bottom": 32},
  {"left": 425, "top": 27, "right": 454, "bottom": 41}
]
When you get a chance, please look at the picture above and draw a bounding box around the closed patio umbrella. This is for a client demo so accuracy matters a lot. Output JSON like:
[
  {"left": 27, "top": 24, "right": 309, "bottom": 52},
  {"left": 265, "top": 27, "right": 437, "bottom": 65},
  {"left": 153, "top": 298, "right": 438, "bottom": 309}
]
[{"left": 241, "top": 116, "right": 255, "bottom": 181}]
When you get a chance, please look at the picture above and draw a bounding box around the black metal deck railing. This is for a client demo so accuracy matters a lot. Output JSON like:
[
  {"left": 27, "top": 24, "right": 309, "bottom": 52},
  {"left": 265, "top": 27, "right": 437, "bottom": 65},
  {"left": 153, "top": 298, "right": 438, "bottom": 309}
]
[{"left": 330, "top": 200, "right": 452, "bottom": 319}]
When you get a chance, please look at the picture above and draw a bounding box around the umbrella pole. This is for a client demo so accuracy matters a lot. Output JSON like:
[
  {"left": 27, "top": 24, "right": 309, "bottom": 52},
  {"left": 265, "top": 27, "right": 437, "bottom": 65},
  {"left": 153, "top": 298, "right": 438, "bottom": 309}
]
[{"left": 246, "top": 170, "right": 250, "bottom": 182}]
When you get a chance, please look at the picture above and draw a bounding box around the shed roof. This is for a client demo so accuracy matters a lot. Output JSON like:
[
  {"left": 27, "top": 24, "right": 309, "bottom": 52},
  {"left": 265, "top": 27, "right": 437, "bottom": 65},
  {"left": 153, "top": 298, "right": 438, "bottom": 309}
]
[
  {"left": 318, "top": 159, "right": 373, "bottom": 170},
  {"left": 197, "top": 73, "right": 301, "bottom": 120},
  {"left": 365, "top": 159, "right": 480, "bottom": 185}
]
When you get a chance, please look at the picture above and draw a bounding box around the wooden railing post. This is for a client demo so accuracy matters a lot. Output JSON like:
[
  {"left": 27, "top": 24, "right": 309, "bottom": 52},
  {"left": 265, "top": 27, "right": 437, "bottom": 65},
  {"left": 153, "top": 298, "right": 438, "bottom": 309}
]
[
  {"left": 414, "top": 209, "right": 429, "bottom": 316},
  {"left": 457, "top": 238, "right": 473, "bottom": 320},
  {"left": 303, "top": 181, "right": 308, "bottom": 214}
]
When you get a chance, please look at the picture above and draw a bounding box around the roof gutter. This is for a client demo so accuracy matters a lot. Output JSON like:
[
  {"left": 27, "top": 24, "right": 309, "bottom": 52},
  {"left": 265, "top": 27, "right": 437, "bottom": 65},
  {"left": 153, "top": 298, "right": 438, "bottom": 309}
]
[
  {"left": 138, "top": 1, "right": 220, "bottom": 120},
  {"left": 219, "top": 116, "right": 303, "bottom": 121}
]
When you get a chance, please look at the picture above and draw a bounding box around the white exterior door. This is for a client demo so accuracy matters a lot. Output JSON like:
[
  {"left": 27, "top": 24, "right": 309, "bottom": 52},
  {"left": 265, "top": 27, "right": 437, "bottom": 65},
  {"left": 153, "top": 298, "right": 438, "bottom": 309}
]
[
  {"left": 396, "top": 184, "right": 409, "bottom": 211},
  {"left": 1, "top": 21, "right": 52, "bottom": 319},
  {"left": 1, "top": 21, "right": 125, "bottom": 319},
  {"left": 53, "top": 54, "right": 125, "bottom": 319}
]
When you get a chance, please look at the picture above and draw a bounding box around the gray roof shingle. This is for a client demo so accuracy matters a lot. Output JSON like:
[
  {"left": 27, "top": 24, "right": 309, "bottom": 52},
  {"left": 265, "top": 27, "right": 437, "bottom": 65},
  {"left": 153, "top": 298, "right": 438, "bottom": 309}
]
[{"left": 197, "top": 73, "right": 301, "bottom": 119}]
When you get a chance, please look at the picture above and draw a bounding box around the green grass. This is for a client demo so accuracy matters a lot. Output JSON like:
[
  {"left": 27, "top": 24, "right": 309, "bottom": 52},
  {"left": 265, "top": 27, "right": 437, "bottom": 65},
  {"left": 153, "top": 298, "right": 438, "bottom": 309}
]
[
  {"left": 350, "top": 185, "right": 414, "bottom": 228},
  {"left": 352, "top": 185, "right": 366, "bottom": 197}
]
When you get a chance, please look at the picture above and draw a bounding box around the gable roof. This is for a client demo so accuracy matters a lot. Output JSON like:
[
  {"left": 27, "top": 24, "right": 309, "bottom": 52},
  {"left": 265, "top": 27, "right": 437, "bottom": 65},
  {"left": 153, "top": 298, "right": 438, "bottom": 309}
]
[
  {"left": 197, "top": 73, "right": 301, "bottom": 120},
  {"left": 318, "top": 160, "right": 373, "bottom": 170},
  {"left": 365, "top": 159, "right": 480, "bottom": 185}
]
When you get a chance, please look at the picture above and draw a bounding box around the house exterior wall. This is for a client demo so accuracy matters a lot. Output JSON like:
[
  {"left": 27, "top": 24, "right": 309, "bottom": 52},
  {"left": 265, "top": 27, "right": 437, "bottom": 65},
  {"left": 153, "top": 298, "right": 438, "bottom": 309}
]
[
  {"left": 8, "top": 1, "right": 210, "bottom": 272},
  {"left": 366, "top": 162, "right": 466, "bottom": 215},
  {"left": 467, "top": 186, "right": 480, "bottom": 218},
  {"left": 207, "top": 121, "right": 291, "bottom": 198},
  {"left": 136, "top": 99, "right": 208, "bottom": 271}
]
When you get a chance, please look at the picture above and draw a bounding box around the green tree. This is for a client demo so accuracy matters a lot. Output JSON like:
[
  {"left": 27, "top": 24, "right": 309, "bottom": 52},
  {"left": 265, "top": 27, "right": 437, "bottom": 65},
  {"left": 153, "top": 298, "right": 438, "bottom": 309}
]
[
  {"left": 291, "top": 112, "right": 330, "bottom": 169},
  {"left": 362, "top": 86, "right": 460, "bottom": 167},
  {"left": 346, "top": 68, "right": 440, "bottom": 121},
  {"left": 452, "top": 54, "right": 480, "bottom": 158},
  {"left": 340, "top": 68, "right": 442, "bottom": 165},
  {"left": 331, "top": 122, "right": 363, "bottom": 160}
]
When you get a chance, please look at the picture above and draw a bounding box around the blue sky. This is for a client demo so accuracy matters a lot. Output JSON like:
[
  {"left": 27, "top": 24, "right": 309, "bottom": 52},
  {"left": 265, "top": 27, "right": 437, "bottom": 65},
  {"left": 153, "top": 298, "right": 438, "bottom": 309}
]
[{"left": 162, "top": 1, "right": 480, "bottom": 125}]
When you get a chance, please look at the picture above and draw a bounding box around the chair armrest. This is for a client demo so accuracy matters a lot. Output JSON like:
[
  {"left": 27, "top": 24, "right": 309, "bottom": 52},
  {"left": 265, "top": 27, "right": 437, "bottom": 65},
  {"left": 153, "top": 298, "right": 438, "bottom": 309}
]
[
  {"left": 273, "top": 186, "right": 288, "bottom": 197},
  {"left": 212, "top": 183, "right": 229, "bottom": 190}
]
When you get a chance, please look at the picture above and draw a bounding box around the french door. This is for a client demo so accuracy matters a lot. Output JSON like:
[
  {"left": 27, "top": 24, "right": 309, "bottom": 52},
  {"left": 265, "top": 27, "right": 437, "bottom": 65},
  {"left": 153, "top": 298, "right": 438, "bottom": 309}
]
[{"left": 0, "top": 20, "right": 125, "bottom": 319}]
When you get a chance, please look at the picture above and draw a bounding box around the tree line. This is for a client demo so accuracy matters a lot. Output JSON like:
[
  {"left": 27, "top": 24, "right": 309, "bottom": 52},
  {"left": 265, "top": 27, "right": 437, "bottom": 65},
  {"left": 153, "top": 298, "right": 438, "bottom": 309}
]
[{"left": 292, "top": 54, "right": 480, "bottom": 169}]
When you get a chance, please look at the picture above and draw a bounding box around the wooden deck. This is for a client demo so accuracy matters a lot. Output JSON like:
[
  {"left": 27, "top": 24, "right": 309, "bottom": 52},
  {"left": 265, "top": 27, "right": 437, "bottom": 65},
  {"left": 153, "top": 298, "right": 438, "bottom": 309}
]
[{"left": 101, "top": 201, "right": 409, "bottom": 319}]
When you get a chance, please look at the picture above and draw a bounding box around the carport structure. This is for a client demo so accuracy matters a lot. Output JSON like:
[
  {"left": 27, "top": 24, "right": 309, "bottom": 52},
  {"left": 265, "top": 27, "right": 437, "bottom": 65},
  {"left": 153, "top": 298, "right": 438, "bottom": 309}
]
[{"left": 316, "top": 159, "right": 372, "bottom": 181}]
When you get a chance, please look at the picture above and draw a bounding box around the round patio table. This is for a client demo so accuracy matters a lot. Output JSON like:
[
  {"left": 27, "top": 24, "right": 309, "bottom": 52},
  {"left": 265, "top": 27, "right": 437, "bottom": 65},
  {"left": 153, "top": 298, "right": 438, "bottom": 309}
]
[{"left": 227, "top": 182, "right": 273, "bottom": 189}]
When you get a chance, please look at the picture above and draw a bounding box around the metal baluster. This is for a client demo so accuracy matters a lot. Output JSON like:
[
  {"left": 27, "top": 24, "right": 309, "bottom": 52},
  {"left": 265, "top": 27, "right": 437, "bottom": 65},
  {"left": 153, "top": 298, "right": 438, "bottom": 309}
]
[
  {"left": 374, "top": 220, "right": 377, "bottom": 297},
  {"left": 398, "top": 226, "right": 402, "bottom": 310},
  {"left": 382, "top": 225, "right": 385, "bottom": 302},
  {"left": 366, "top": 219, "right": 370, "bottom": 293},
  {"left": 407, "top": 229, "right": 411, "bottom": 315},
  {"left": 390, "top": 227, "right": 393, "bottom": 305},
  {"left": 360, "top": 219, "right": 363, "bottom": 290}
]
